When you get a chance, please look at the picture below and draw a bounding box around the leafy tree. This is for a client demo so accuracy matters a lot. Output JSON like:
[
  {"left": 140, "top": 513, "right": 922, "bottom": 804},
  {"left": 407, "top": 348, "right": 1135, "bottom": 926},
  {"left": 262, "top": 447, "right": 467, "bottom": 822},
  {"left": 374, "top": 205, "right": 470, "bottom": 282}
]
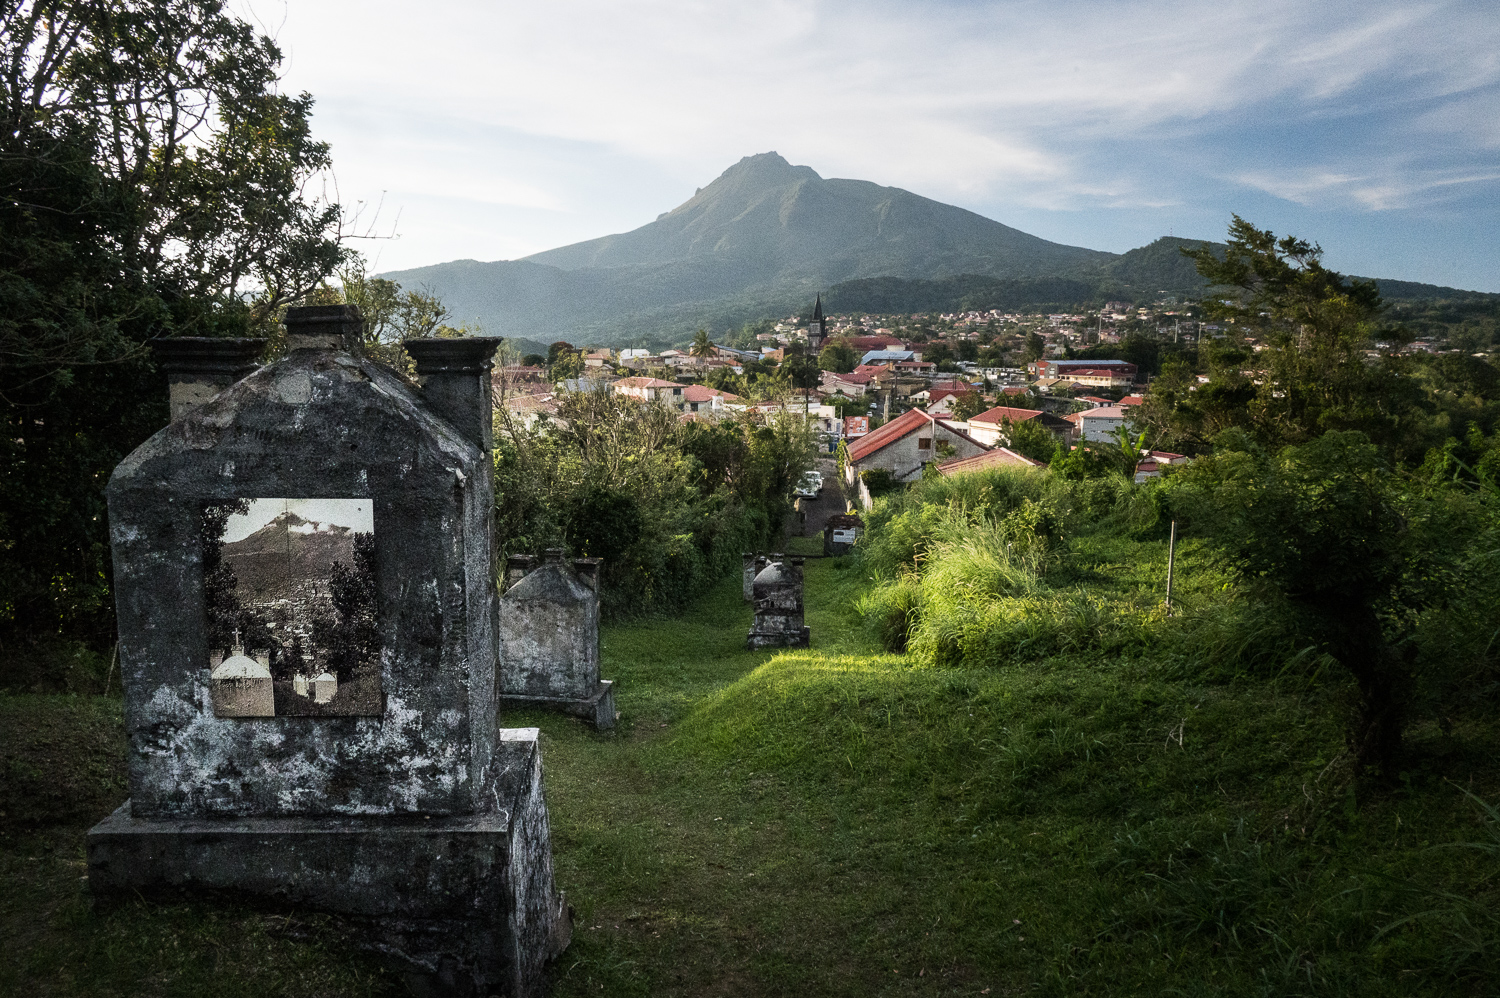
[
  {"left": 950, "top": 393, "right": 989, "bottom": 423},
  {"left": 494, "top": 387, "right": 809, "bottom": 615},
  {"left": 1049, "top": 443, "right": 1117, "bottom": 479},
  {"left": 779, "top": 351, "right": 822, "bottom": 391},
  {"left": 704, "top": 366, "right": 745, "bottom": 396},
  {"left": 923, "top": 341, "right": 953, "bottom": 367},
  {"left": 818, "top": 342, "right": 858, "bottom": 374},
  {"left": 324, "top": 533, "right": 378, "bottom": 683},
  {"left": 1023, "top": 332, "right": 1046, "bottom": 362},
  {"left": 331, "top": 255, "right": 448, "bottom": 368},
  {"left": 1168, "top": 216, "right": 1410, "bottom": 451},
  {"left": 1108, "top": 424, "right": 1150, "bottom": 477},
  {"left": 0, "top": 0, "right": 342, "bottom": 646},
  {"left": 1176, "top": 430, "right": 1465, "bottom": 775},
  {"left": 1004, "top": 418, "right": 1061, "bottom": 464},
  {"left": 549, "top": 348, "right": 584, "bottom": 382}
]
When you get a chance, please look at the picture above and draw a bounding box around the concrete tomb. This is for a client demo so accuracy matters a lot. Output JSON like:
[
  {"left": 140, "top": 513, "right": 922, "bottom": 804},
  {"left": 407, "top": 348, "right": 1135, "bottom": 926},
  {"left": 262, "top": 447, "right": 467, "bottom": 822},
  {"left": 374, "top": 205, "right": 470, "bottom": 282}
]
[
  {"left": 746, "top": 554, "right": 811, "bottom": 649},
  {"left": 499, "top": 550, "right": 615, "bottom": 729},
  {"left": 87, "top": 307, "right": 569, "bottom": 997}
]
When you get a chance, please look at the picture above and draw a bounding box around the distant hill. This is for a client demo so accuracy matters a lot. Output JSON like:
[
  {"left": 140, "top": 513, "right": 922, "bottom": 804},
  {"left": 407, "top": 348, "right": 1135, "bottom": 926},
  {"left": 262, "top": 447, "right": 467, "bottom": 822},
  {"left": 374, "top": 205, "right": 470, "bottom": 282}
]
[
  {"left": 221, "top": 512, "right": 355, "bottom": 605},
  {"left": 383, "top": 152, "right": 1111, "bottom": 345},
  {"left": 825, "top": 236, "right": 1500, "bottom": 316},
  {"left": 383, "top": 157, "right": 1496, "bottom": 344}
]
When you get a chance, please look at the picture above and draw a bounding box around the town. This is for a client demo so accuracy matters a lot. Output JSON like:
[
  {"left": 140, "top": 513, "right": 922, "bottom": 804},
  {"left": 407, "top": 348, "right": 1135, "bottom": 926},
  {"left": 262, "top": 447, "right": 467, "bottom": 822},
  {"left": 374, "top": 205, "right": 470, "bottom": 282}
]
[{"left": 5, "top": 2, "right": 1499, "bottom": 997}]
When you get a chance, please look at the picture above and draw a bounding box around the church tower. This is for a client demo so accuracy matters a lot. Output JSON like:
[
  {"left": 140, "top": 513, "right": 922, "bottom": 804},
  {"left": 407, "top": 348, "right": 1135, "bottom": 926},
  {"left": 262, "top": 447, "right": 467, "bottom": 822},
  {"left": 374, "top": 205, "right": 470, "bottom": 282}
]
[{"left": 807, "top": 295, "right": 826, "bottom": 352}]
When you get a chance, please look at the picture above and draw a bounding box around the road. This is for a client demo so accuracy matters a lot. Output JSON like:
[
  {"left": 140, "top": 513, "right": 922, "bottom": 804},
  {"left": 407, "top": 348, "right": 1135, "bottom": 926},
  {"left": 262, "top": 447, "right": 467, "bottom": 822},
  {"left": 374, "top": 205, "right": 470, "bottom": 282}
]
[{"left": 790, "top": 454, "right": 848, "bottom": 542}]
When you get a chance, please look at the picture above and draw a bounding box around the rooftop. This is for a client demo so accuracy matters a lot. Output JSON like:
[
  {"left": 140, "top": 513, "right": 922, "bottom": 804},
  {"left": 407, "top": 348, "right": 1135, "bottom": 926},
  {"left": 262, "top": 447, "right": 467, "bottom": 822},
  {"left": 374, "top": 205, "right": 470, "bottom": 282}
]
[
  {"left": 968, "top": 405, "right": 1044, "bottom": 425},
  {"left": 938, "top": 447, "right": 1046, "bottom": 475}
]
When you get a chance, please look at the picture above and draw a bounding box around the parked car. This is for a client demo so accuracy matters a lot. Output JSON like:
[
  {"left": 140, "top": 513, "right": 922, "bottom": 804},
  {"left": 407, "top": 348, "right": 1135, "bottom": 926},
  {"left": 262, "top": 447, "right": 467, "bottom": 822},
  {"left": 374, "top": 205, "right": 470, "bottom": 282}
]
[{"left": 794, "top": 471, "right": 823, "bottom": 499}]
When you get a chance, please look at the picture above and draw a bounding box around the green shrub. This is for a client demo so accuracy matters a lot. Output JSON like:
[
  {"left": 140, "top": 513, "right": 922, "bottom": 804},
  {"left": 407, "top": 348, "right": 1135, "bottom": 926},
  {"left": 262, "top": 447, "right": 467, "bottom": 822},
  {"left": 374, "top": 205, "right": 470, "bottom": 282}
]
[{"left": 855, "top": 575, "right": 922, "bottom": 652}]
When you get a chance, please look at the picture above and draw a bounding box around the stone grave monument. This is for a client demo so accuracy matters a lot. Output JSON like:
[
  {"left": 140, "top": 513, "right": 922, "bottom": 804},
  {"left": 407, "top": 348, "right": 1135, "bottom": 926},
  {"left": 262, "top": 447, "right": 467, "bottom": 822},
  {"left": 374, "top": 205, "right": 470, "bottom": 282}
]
[
  {"left": 86, "top": 306, "right": 569, "bottom": 997},
  {"left": 746, "top": 554, "right": 811, "bottom": 649},
  {"left": 499, "top": 550, "right": 615, "bottom": 729}
]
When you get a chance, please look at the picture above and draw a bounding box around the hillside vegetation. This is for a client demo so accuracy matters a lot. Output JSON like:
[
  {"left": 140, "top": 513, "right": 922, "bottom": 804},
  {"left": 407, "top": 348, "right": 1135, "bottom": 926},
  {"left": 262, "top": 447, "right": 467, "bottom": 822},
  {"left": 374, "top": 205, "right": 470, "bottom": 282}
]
[{"left": 8, "top": 536, "right": 1497, "bottom": 995}]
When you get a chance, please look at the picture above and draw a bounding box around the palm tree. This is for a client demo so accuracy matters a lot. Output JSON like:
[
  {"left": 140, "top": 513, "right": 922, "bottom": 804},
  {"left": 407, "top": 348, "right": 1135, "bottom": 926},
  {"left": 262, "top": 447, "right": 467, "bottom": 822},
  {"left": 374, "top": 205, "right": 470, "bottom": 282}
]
[{"left": 690, "top": 328, "right": 714, "bottom": 358}]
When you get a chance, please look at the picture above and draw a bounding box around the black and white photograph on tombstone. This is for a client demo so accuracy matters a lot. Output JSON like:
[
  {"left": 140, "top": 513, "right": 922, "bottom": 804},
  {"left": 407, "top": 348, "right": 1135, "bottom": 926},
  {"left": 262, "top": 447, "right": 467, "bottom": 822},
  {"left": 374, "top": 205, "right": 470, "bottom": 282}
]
[{"left": 203, "top": 498, "right": 382, "bottom": 717}]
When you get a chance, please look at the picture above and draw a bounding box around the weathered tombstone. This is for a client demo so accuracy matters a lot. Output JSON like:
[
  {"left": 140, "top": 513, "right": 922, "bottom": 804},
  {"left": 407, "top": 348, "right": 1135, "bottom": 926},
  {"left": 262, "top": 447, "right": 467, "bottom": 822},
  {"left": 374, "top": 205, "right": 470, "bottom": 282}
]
[
  {"left": 499, "top": 549, "right": 616, "bottom": 729},
  {"left": 742, "top": 551, "right": 759, "bottom": 601},
  {"left": 87, "top": 306, "right": 569, "bottom": 997},
  {"left": 746, "top": 556, "right": 810, "bottom": 648}
]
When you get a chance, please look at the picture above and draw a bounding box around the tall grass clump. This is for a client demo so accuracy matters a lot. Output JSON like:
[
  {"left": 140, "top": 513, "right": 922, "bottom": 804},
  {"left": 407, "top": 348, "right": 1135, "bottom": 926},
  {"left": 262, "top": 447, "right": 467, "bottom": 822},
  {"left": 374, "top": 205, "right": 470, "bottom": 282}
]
[{"left": 854, "top": 466, "right": 1177, "bottom": 664}]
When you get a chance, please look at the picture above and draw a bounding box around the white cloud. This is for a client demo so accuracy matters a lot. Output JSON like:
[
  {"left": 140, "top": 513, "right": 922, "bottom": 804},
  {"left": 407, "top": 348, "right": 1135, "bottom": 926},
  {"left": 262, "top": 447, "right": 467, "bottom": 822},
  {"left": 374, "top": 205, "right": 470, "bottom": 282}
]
[{"left": 247, "top": 0, "right": 1500, "bottom": 272}]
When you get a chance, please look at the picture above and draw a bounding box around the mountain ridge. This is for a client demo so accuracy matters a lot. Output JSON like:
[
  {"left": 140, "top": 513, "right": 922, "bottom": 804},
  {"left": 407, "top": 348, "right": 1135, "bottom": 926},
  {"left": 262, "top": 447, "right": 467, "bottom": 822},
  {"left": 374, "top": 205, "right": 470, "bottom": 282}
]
[{"left": 382, "top": 154, "right": 1495, "bottom": 346}]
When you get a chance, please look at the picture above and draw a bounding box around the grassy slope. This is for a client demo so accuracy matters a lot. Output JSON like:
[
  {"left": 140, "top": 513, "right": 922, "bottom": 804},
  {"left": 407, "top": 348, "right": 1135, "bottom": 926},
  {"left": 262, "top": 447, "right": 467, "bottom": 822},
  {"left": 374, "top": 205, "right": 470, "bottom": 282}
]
[{"left": 3, "top": 535, "right": 1497, "bottom": 996}]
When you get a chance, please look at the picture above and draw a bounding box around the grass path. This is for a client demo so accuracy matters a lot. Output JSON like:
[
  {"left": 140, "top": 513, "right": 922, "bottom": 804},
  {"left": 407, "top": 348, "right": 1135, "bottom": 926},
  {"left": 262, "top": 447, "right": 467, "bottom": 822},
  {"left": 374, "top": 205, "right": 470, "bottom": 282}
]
[{"left": 3, "top": 546, "right": 1497, "bottom": 996}]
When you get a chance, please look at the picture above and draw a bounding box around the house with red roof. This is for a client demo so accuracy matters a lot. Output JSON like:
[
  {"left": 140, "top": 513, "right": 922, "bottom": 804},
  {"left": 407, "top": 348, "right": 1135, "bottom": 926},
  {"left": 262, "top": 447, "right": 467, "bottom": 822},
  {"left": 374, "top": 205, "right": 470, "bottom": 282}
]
[
  {"left": 937, "top": 447, "right": 1046, "bottom": 476},
  {"left": 843, "top": 409, "right": 989, "bottom": 487},
  {"left": 843, "top": 416, "right": 871, "bottom": 440},
  {"left": 499, "top": 392, "right": 562, "bottom": 432},
  {"left": 493, "top": 365, "right": 549, "bottom": 393},
  {"left": 612, "top": 376, "right": 686, "bottom": 409},
  {"left": 679, "top": 384, "right": 742, "bottom": 414},
  {"left": 965, "top": 405, "right": 1072, "bottom": 447},
  {"left": 1133, "top": 450, "right": 1190, "bottom": 482},
  {"left": 836, "top": 334, "right": 911, "bottom": 355},
  {"left": 821, "top": 369, "right": 877, "bottom": 396},
  {"left": 1032, "top": 359, "right": 1137, "bottom": 383}
]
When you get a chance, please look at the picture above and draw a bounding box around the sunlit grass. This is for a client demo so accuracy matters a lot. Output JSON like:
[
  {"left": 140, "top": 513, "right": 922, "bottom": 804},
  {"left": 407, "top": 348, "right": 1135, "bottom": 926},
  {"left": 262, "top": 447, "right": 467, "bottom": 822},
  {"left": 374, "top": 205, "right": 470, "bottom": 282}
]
[{"left": 4, "top": 549, "right": 1499, "bottom": 996}]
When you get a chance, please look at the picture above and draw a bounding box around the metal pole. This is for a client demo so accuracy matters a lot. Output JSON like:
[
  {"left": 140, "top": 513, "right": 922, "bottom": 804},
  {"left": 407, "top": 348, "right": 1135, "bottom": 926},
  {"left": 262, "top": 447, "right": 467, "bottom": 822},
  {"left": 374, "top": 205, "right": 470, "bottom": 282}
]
[{"left": 1165, "top": 519, "right": 1177, "bottom": 613}]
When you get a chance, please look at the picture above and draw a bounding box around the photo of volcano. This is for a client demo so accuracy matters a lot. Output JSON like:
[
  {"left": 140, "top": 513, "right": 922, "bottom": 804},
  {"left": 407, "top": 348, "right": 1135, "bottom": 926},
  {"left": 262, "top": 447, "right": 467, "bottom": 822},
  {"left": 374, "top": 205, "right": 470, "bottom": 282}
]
[{"left": 202, "top": 499, "right": 383, "bottom": 717}]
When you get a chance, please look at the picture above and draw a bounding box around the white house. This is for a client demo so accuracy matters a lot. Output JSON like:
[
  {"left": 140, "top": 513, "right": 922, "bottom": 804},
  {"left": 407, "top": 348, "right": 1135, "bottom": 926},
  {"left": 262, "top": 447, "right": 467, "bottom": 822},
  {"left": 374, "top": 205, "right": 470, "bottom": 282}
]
[
  {"left": 612, "top": 376, "right": 686, "bottom": 409},
  {"left": 1080, "top": 405, "right": 1130, "bottom": 442},
  {"left": 844, "top": 409, "right": 989, "bottom": 486}
]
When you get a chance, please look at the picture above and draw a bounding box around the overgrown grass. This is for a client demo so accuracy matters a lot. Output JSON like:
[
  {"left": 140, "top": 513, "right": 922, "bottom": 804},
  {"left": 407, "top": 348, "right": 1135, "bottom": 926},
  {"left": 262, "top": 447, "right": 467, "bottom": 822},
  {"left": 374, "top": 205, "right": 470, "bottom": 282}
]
[
  {"left": 3, "top": 547, "right": 1499, "bottom": 995},
  {"left": 534, "top": 558, "right": 1500, "bottom": 996}
]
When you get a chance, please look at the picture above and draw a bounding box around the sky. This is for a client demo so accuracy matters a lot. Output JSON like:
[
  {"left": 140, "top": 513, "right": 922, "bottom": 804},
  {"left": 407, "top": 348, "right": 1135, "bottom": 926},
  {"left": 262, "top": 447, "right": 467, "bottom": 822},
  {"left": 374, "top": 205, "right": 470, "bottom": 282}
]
[
  {"left": 221, "top": 499, "right": 375, "bottom": 544},
  {"left": 257, "top": 0, "right": 1500, "bottom": 291}
]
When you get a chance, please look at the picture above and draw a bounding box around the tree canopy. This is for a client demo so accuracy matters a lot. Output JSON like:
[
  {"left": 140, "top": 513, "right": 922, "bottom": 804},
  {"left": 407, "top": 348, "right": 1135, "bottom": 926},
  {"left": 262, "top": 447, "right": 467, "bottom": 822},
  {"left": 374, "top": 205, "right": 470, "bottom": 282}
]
[{"left": 1, "top": 0, "right": 343, "bottom": 645}]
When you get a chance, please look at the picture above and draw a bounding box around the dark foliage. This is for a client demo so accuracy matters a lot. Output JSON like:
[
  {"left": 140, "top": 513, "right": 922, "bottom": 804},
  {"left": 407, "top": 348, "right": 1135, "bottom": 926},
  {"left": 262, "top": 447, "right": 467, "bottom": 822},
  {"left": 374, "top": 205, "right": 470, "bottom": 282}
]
[{"left": 0, "top": 1, "right": 342, "bottom": 652}]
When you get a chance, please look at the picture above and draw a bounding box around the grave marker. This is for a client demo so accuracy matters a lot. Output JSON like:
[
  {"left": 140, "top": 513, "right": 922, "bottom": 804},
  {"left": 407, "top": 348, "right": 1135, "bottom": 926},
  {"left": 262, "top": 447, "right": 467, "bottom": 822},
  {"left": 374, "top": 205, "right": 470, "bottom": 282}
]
[{"left": 87, "top": 306, "right": 568, "bottom": 996}]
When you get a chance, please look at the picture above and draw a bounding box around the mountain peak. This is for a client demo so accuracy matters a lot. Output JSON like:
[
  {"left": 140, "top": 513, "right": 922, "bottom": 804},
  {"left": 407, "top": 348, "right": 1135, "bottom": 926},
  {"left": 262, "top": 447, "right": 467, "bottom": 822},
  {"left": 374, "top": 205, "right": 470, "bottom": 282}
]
[{"left": 714, "top": 152, "right": 821, "bottom": 187}]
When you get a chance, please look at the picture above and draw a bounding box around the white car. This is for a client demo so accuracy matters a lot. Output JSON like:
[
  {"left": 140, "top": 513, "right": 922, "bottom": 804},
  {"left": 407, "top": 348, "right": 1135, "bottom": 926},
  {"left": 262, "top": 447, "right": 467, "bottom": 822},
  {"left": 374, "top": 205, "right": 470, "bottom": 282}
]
[{"left": 794, "top": 471, "right": 823, "bottom": 499}]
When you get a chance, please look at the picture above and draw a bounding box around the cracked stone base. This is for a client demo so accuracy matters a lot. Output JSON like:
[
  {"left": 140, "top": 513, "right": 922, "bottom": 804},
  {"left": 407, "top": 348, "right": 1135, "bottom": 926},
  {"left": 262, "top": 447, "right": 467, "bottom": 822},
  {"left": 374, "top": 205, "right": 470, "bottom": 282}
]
[
  {"left": 746, "top": 627, "right": 811, "bottom": 649},
  {"left": 86, "top": 732, "right": 567, "bottom": 998},
  {"left": 500, "top": 679, "right": 615, "bottom": 730}
]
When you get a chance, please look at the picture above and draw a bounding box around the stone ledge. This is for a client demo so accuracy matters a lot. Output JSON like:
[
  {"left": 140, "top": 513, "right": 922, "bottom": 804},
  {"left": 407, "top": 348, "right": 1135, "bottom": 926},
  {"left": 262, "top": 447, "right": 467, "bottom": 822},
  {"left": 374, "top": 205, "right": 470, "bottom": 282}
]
[
  {"left": 86, "top": 729, "right": 567, "bottom": 997},
  {"left": 500, "top": 679, "right": 615, "bottom": 730}
]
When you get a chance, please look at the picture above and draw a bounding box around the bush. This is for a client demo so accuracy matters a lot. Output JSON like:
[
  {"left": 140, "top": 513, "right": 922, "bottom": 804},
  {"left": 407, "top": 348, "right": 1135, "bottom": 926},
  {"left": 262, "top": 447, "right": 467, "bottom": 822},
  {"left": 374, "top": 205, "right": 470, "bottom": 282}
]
[{"left": 494, "top": 390, "right": 811, "bottom": 617}]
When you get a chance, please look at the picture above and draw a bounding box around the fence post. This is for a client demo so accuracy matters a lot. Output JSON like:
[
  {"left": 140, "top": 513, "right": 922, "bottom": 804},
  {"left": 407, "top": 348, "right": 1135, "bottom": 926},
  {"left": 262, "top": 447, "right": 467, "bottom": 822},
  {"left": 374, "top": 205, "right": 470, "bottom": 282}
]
[{"left": 1165, "top": 519, "right": 1177, "bottom": 613}]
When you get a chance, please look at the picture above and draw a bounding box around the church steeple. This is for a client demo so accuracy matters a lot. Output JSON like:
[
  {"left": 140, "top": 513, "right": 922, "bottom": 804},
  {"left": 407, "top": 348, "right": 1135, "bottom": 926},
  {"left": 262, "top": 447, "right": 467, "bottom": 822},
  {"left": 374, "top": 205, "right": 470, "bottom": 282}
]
[{"left": 807, "top": 295, "right": 825, "bottom": 351}]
